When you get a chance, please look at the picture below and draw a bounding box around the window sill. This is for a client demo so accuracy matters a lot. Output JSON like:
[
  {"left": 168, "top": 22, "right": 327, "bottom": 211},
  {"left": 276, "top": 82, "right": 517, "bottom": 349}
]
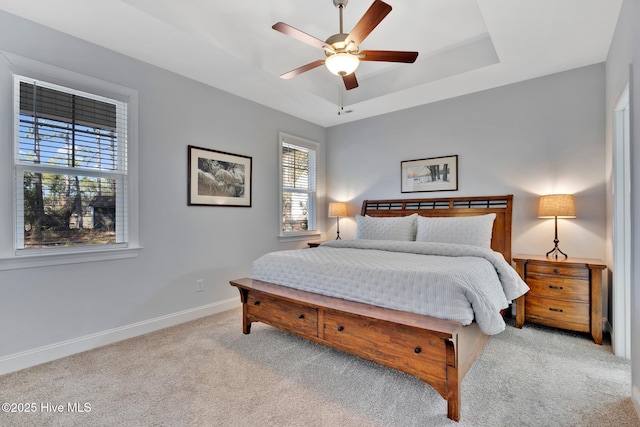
[
  {"left": 278, "top": 232, "right": 321, "bottom": 243},
  {"left": 0, "top": 246, "right": 141, "bottom": 271}
]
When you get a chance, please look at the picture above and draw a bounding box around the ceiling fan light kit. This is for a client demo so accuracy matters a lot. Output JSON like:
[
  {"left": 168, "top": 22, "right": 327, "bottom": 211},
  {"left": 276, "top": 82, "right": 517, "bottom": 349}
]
[
  {"left": 325, "top": 52, "right": 359, "bottom": 76},
  {"left": 272, "top": 0, "right": 418, "bottom": 90}
]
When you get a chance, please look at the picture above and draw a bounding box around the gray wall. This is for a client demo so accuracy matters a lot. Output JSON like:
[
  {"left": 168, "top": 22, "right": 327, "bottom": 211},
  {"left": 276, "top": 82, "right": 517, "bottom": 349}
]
[
  {"left": 0, "top": 12, "right": 326, "bottom": 362},
  {"left": 606, "top": 0, "right": 640, "bottom": 412},
  {"left": 326, "top": 64, "right": 607, "bottom": 264}
]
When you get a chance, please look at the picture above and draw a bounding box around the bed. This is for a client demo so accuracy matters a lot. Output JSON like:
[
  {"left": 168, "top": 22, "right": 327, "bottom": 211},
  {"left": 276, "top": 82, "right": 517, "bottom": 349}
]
[{"left": 230, "top": 195, "right": 521, "bottom": 421}]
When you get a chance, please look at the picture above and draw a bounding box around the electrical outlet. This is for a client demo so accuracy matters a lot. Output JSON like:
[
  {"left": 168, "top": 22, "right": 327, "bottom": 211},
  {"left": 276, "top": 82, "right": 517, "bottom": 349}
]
[{"left": 196, "top": 279, "right": 204, "bottom": 292}]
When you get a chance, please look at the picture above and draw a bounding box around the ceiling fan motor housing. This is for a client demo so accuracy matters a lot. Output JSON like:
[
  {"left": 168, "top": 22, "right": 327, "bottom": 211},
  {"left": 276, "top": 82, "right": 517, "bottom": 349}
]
[{"left": 325, "top": 33, "right": 357, "bottom": 56}]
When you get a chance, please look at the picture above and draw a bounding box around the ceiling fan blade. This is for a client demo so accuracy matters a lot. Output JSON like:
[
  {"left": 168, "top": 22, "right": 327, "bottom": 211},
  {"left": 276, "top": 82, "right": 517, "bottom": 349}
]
[
  {"left": 280, "top": 59, "right": 326, "bottom": 80},
  {"left": 359, "top": 50, "right": 419, "bottom": 63},
  {"left": 342, "top": 73, "right": 358, "bottom": 90},
  {"left": 272, "top": 22, "right": 332, "bottom": 51},
  {"left": 345, "top": 0, "right": 392, "bottom": 47}
]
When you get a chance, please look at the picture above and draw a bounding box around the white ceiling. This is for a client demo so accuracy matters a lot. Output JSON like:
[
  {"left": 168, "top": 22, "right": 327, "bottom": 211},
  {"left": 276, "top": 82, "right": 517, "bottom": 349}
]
[{"left": 0, "top": 0, "right": 623, "bottom": 127}]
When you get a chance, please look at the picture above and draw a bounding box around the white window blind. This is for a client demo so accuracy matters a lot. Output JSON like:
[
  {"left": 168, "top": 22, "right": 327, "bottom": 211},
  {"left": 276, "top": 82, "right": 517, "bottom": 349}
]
[
  {"left": 280, "top": 134, "right": 317, "bottom": 234},
  {"left": 14, "top": 76, "right": 129, "bottom": 251}
]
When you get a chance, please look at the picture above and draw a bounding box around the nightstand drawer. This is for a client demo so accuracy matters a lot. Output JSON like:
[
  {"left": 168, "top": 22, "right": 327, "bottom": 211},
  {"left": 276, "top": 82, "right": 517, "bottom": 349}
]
[
  {"left": 526, "top": 263, "right": 589, "bottom": 278},
  {"left": 525, "top": 276, "right": 589, "bottom": 302},
  {"left": 525, "top": 296, "right": 590, "bottom": 331}
]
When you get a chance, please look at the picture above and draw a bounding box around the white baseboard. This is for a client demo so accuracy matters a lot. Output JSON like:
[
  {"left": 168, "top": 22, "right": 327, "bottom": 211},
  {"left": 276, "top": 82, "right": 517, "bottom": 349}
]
[
  {"left": 633, "top": 385, "right": 640, "bottom": 420},
  {"left": 0, "top": 298, "right": 240, "bottom": 375}
]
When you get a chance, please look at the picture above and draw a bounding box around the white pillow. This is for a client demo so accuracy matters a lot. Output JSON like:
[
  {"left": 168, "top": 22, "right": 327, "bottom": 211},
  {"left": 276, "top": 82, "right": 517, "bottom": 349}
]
[
  {"left": 355, "top": 213, "right": 417, "bottom": 241},
  {"left": 415, "top": 213, "right": 496, "bottom": 248}
]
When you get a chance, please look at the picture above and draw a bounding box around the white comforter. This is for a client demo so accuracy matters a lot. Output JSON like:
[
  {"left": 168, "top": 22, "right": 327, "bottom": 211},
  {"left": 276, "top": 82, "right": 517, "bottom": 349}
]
[{"left": 251, "top": 240, "right": 529, "bottom": 335}]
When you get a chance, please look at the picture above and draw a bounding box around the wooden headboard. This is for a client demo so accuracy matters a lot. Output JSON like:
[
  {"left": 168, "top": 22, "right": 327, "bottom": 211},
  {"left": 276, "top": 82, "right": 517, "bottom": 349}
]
[{"left": 361, "top": 195, "right": 513, "bottom": 262}]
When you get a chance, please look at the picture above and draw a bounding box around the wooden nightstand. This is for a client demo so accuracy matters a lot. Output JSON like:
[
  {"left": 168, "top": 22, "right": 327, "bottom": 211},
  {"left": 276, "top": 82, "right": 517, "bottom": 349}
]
[
  {"left": 307, "top": 241, "right": 324, "bottom": 248},
  {"left": 513, "top": 254, "right": 606, "bottom": 344}
]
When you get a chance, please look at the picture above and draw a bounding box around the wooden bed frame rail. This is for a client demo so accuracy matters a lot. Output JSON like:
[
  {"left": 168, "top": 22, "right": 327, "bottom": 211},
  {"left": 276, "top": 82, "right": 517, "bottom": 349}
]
[
  {"left": 230, "top": 195, "right": 514, "bottom": 422},
  {"left": 230, "top": 277, "right": 489, "bottom": 421}
]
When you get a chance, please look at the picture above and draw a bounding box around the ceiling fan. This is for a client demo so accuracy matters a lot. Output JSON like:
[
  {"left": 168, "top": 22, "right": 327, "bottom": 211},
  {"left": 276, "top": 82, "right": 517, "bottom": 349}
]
[{"left": 272, "top": 0, "right": 418, "bottom": 90}]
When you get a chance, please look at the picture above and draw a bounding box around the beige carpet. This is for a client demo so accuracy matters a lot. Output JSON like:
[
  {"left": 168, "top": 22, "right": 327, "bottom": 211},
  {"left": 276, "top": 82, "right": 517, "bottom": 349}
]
[{"left": 0, "top": 308, "right": 638, "bottom": 427}]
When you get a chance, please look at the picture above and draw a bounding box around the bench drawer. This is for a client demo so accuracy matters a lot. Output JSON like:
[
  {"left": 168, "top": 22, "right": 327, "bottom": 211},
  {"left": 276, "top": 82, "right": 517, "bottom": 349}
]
[{"left": 246, "top": 291, "right": 318, "bottom": 337}]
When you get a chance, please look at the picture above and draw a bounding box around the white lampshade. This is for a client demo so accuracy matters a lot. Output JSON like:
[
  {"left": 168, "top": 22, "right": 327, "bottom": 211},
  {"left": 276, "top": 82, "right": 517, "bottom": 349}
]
[
  {"left": 328, "top": 202, "right": 348, "bottom": 217},
  {"left": 325, "top": 53, "right": 359, "bottom": 76}
]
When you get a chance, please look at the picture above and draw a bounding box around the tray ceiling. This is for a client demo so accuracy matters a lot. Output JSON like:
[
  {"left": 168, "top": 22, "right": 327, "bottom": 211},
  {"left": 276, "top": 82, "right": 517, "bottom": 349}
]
[{"left": 0, "top": 0, "right": 623, "bottom": 127}]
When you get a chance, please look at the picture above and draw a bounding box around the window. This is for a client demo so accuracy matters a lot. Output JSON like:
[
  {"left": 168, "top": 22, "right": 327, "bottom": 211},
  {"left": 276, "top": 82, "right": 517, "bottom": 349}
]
[
  {"left": 279, "top": 133, "right": 317, "bottom": 236},
  {"left": 14, "top": 75, "right": 130, "bottom": 253}
]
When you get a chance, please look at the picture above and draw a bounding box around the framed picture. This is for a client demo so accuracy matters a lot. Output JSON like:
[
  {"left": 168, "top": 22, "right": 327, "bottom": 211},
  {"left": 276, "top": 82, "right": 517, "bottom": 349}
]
[
  {"left": 401, "top": 155, "right": 458, "bottom": 193},
  {"left": 188, "top": 145, "right": 252, "bottom": 207}
]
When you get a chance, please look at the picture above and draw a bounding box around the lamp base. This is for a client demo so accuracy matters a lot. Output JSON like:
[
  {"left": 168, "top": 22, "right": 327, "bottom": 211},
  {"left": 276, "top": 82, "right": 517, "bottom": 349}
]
[
  {"left": 546, "top": 245, "right": 568, "bottom": 260},
  {"left": 546, "top": 217, "right": 568, "bottom": 259}
]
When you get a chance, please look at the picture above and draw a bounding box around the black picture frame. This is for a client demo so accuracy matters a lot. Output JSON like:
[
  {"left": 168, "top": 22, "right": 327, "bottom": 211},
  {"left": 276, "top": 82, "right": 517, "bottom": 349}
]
[
  {"left": 188, "top": 145, "right": 252, "bottom": 207},
  {"left": 401, "top": 155, "right": 458, "bottom": 193}
]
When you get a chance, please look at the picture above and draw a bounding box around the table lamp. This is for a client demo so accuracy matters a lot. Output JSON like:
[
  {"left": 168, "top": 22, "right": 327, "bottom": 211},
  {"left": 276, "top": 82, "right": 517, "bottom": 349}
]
[
  {"left": 538, "top": 194, "right": 576, "bottom": 259},
  {"left": 328, "top": 202, "right": 348, "bottom": 240}
]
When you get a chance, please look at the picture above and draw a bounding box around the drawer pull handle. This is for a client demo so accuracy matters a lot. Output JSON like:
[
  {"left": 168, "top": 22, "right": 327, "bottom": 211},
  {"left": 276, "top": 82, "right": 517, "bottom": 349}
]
[
  {"left": 549, "top": 307, "right": 564, "bottom": 313},
  {"left": 553, "top": 268, "right": 559, "bottom": 273},
  {"left": 253, "top": 301, "right": 260, "bottom": 306},
  {"left": 414, "top": 347, "right": 421, "bottom": 354},
  {"left": 298, "top": 314, "right": 305, "bottom": 319},
  {"left": 337, "top": 325, "right": 344, "bottom": 332},
  {"left": 549, "top": 285, "right": 564, "bottom": 290}
]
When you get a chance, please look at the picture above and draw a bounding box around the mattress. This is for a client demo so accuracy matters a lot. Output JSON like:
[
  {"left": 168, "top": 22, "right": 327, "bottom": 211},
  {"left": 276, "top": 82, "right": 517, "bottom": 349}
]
[{"left": 251, "top": 239, "right": 529, "bottom": 335}]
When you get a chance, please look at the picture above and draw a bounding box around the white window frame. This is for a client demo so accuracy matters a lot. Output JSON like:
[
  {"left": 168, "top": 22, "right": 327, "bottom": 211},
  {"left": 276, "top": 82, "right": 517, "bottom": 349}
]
[
  {"left": 278, "top": 132, "right": 319, "bottom": 239},
  {"left": 0, "top": 53, "right": 139, "bottom": 270}
]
